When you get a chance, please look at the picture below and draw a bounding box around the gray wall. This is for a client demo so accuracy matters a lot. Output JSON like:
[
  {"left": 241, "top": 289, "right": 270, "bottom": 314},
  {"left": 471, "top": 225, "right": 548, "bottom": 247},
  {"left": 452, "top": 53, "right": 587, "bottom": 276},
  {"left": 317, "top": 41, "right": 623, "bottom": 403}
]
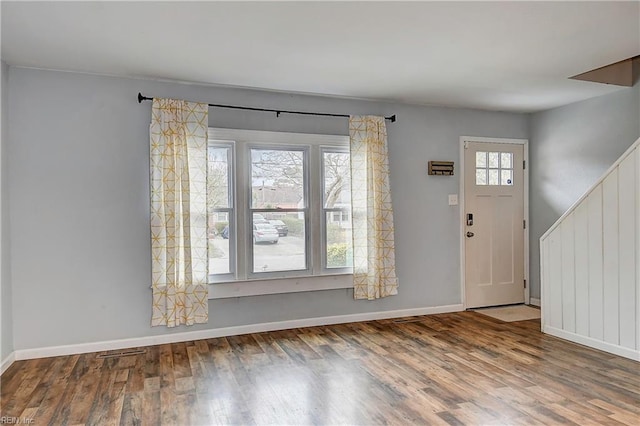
[
  {"left": 529, "top": 84, "right": 640, "bottom": 299},
  {"left": 1, "top": 60, "right": 13, "bottom": 361},
  {"left": 7, "top": 67, "right": 528, "bottom": 350}
]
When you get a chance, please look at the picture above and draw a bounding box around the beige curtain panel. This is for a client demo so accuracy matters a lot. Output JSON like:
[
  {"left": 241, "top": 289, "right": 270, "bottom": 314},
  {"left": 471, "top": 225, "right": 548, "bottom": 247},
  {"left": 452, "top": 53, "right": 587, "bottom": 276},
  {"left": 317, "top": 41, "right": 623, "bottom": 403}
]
[
  {"left": 149, "top": 98, "right": 209, "bottom": 327},
  {"left": 349, "top": 115, "right": 399, "bottom": 300}
]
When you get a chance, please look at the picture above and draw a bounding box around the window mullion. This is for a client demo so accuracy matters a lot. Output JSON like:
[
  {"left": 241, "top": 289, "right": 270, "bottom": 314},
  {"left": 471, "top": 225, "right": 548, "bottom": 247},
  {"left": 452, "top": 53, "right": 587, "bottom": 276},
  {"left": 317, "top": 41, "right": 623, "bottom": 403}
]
[
  {"left": 309, "top": 145, "right": 322, "bottom": 275},
  {"left": 235, "top": 141, "right": 249, "bottom": 281}
]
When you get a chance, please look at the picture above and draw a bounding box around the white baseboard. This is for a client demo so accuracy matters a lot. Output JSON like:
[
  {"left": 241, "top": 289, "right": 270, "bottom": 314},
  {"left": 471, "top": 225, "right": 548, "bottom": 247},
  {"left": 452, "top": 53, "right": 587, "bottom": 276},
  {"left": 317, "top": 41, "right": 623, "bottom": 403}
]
[
  {"left": 529, "top": 298, "right": 541, "bottom": 307},
  {"left": 543, "top": 325, "right": 639, "bottom": 361},
  {"left": 1, "top": 351, "right": 15, "bottom": 375},
  {"left": 15, "top": 304, "right": 464, "bottom": 361}
]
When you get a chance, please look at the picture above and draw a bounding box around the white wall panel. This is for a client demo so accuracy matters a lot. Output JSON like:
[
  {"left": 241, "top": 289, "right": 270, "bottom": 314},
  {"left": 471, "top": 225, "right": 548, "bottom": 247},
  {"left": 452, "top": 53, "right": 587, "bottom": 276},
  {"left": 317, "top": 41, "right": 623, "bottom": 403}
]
[
  {"left": 573, "top": 202, "right": 589, "bottom": 336},
  {"left": 561, "top": 215, "right": 576, "bottom": 332},
  {"left": 618, "top": 154, "right": 636, "bottom": 350},
  {"left": 602, "top": 171, "right": 620, "bottom": 345},
  {"left": 547, "top": 229, "right": 563, "bottom": 329},
  {"left": 541, "top": 238, "right": 549, "bottom": 326},
  {"left": 637, "top": 147, "right": 640, "bottom": 351},
  {"left": 541, "top": 140, "right": 639, "bottom": 361},
  {"left": 587, "top": 187, "right": 604, "bottom": 340}
]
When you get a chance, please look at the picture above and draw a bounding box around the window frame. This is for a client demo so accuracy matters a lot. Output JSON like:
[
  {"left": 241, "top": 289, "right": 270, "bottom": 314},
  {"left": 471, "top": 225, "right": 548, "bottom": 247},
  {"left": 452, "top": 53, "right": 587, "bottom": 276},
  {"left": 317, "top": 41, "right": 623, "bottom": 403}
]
[{"left": 207, "top": 128, "right": 352, "bottom": 293}]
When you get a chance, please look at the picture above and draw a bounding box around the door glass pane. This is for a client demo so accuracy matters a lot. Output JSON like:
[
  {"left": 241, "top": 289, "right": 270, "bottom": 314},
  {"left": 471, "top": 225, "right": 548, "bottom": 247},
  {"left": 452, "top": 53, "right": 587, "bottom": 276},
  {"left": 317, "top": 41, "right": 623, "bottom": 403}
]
[
  {"left": 326, "top": 212, "right": 353, "bottom": 268},
  {"left": 475, "top": 152, "right": 487, "bottom": 168},
  {"left": 253, "top": 213, "right": 306, "bottom": 273},
  {"left": 488, "top": 169, "right": 499, "bottom": 185},
  {"left": 323, "top": 151, "right": 351, "bottom": 208},
  {"left": 501, "top": 169, "right": 513, "bottom": 185},
  {"left": 500, "top": 152, "right": 512, "bottom": 169},
  {"left": 251, "top": 149, "right": 304, "bottom": 209},
  {"left": 478, "top": 151, "right": 515, "bottom": 186},
  {"left": 488, "top": 152, "right": 499, "bottom": 168},
  {"left": 476, "top": 169, "right": 487, "bottom": 185}
]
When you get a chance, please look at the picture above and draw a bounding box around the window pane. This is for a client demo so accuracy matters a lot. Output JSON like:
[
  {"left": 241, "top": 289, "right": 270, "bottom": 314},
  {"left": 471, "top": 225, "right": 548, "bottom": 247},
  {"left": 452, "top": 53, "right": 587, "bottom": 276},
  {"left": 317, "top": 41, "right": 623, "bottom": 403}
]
[
  {"left": 208, "top": 145, "right": 232, "bottom": 276},
  {"left": 209, "top": 211, "right": 231, "bottom": 274},
  {"left": 323, "top": 151, "right": 351, "bottom": 208},
  {"left": 208, "top": 147, "right": 230, "bottom": 208},
  {"left": 501, "top": 169, "right": 513, "bottom": 185},
  {"left": 475, "top": 152, "right": 487, "bottom": 168},
  {"left": 326, "top": 212, "right": 353, "bottom": 269},
  {"left": 253, "top": 213, "right": 306, "bottom": 273},
  {"left": 489, "top": 169, "right": 499, "bottom": 185},
  {"left": 476, "top": 168, "right": 487, "bottom": 185},
  {"left": 251, "top": 149, "right": 304, "bottom": 209},
  {"left": 501, "top": 152, "right": 512, "bottom": 169},
  {"left": 488, "top": 152, "right": 499, "bottom": 168}
]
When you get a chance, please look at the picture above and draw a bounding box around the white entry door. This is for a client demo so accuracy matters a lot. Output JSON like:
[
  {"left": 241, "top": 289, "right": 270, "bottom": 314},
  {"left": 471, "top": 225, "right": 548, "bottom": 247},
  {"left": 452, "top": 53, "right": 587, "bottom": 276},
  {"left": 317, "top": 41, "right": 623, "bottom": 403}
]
[{"left": 464, "top": 141, "right": 525, "bottom": 308}]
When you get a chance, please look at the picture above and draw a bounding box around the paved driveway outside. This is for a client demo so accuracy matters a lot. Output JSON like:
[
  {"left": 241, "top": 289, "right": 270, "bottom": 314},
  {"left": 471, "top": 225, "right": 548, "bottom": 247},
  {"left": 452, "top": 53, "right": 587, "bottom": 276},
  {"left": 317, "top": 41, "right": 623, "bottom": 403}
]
[{"left": 209, "top": 235, "right": 306, "bottom": 274}]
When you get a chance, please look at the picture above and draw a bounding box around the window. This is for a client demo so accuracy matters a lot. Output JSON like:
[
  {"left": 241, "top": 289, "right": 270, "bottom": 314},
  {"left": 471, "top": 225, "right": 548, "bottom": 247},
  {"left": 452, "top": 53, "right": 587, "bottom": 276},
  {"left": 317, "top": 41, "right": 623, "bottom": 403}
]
[
  {"left": 207, "top": 128, "right": 352, "bottom": 284},
  {"left": 250, "top": 147, "right": 308, "bottom": 274},
  {"left": 475, "top": 151, "right": 513, "bottom": 186},
  {"left": 208, "top": 144, "right": 234, "bottom": 279},
  {"left": 322, "top": 148, "right": 353, "bottom": 270}
]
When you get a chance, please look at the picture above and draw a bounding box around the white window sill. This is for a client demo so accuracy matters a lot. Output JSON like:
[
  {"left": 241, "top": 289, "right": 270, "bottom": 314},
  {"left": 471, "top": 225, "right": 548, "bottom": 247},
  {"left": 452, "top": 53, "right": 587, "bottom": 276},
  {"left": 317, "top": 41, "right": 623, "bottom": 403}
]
[{"left": 208, "top": 274, "right": 353, "bottom": 299}]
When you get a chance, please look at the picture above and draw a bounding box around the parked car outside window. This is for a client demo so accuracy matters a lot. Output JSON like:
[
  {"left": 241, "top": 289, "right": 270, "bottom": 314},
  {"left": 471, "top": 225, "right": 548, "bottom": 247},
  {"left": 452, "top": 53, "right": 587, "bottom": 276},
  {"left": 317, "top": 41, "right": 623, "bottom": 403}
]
[
  {"left": 268, "top": 220, "right": 288, "bottom": 236},
  {"left": 253, "top": 213, "right": 269, "bottom": 224},
  {"left": 253, "top": 223, "right": 279, "bottom": 244}
]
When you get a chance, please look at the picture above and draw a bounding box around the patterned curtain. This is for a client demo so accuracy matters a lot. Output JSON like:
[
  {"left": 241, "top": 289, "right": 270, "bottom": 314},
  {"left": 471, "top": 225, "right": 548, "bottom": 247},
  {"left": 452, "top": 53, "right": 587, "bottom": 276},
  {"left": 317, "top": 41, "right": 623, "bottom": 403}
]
[
  {"left": 149, "top": 98, "right": 209, "bottom": 327},
  {"left": 349, "top": 116, "right": 399, "bottom": 300}
]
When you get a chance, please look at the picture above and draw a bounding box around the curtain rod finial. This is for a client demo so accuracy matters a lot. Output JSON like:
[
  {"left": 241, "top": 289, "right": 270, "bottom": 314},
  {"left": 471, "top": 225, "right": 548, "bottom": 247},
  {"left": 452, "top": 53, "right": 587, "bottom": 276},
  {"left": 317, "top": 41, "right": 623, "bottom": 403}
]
[
  {"left": 137, "top": 92, "right": 144, "bottom": 104},
  {"left": 388, "top": 115, "right": 396, "bottom": 123}
]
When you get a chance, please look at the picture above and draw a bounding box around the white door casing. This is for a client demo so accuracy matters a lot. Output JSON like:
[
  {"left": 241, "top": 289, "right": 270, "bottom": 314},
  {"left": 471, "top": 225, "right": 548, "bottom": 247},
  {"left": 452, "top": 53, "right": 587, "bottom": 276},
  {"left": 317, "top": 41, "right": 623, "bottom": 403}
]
[{"left": 460, "top": 138, "right": 529, "bottom": 309}]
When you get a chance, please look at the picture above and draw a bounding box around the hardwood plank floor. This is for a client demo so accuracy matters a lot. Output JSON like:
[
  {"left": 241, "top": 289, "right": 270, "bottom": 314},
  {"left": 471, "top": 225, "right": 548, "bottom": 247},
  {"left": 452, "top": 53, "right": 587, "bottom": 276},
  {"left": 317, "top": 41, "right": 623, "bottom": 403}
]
[{"left": 1, "top": 312, "right": 638, "bottom": 425}]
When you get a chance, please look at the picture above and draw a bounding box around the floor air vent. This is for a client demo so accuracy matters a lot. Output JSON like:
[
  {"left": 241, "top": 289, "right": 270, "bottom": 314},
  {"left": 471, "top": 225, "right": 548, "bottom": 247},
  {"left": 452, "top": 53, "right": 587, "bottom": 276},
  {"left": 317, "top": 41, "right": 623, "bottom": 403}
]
[{"left": 97, "top": 349, "right": 146, "bottom": 359}]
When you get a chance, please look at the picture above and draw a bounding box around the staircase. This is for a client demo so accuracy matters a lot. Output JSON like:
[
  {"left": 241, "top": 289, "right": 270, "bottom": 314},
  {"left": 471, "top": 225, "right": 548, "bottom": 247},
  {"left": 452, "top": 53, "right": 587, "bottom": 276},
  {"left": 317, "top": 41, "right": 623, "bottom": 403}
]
[{"left": 540, "top": 137, "right": 639, "bottom": 361}]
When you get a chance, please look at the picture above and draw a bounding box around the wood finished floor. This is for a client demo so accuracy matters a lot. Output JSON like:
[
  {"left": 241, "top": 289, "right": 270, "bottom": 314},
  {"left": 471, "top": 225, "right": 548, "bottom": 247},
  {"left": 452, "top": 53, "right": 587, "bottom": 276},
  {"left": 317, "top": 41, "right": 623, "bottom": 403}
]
[{"left": 1, "top": 311, "right": 639, "bottom": 425}]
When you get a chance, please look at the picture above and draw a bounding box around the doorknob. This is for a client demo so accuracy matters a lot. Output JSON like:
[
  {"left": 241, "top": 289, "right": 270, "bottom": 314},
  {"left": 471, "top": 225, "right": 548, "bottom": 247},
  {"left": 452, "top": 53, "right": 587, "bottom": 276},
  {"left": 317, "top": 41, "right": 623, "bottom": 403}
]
[{"left": 466, "top": 231, "right": 475, "bottom": 238}]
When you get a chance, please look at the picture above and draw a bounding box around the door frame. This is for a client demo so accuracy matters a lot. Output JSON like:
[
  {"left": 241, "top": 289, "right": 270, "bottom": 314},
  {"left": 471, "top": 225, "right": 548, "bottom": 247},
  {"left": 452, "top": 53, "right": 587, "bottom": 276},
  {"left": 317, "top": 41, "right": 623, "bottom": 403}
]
[{"left": 459, "top": 136, "right": 530, "bottom": 309}]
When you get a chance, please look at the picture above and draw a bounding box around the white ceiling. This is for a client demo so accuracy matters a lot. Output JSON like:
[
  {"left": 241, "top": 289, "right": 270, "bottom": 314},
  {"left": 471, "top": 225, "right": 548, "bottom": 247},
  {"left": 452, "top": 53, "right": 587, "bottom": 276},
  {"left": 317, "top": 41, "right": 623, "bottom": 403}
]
[{"left": 2, "top": 1, "right": 639, "bottom": 113}]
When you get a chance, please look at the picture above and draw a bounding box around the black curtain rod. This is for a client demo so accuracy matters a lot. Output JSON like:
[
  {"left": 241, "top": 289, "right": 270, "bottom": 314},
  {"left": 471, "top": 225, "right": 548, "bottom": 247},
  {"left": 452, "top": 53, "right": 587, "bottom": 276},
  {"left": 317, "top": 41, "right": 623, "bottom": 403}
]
[{"left": 137, "top": 92, "right": 396, "bottom": 123}]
